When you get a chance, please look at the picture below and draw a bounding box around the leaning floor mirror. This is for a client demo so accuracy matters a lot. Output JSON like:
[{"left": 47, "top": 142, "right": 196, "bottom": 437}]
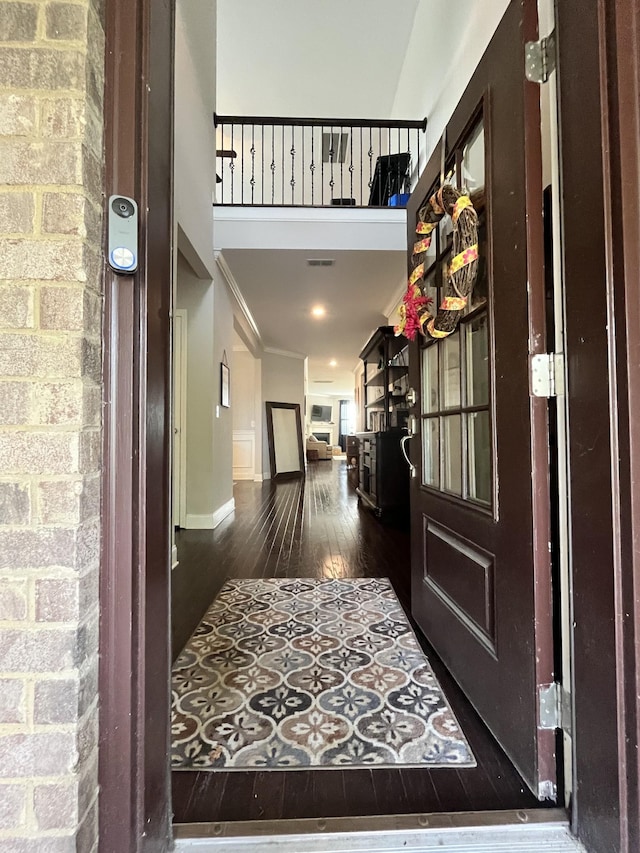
[{"left": 266, "top": 401, "right": 305, "bottom": 480}]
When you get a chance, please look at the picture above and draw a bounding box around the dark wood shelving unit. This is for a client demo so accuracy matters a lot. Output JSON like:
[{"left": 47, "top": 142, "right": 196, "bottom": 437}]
[{"left": 356, "top": 326, "right": 410, "bottom": 517}]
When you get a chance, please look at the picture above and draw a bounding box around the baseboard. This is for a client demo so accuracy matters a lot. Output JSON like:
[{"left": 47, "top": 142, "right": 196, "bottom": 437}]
[
  {"left": 186, "top": 498, "right": 235, "bottom": 530},
  {"left": 171, "top": 544, "right": 178, "bottom": 569},
  {"left": 185, "top": 513, "right": 215, "bottom": 529},
  {"left": 232, "top": 471, "right": 254, "bottom": 481},
  {"left": 253, "top": 474, "right": 263, "bottom": 482},
  {"left": 212, "top": 497, "right": 235, "bottom": 529}
]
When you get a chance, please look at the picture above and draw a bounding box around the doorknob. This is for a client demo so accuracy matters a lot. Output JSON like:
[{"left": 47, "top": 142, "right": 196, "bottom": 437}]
[
  {"left": 400, "top": 434, "right": 417, "bottom": 479},
  {"left": 406, "top": 387, "right": 417, "bottom": 407}
]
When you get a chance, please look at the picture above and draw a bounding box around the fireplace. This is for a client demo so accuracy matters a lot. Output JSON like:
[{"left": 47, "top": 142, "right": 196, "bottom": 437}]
[{"left": 313, "top": 432, "right": 331, "bottom": 444}]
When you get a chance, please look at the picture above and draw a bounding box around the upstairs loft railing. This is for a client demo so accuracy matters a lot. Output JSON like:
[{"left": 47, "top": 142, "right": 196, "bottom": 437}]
[{"left": 214, "top": 114, "right": 427, "bottom": 207}]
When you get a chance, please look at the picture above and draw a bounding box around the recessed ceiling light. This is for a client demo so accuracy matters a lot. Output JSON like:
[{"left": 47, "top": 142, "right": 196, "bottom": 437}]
[
  {"left": 311, "top": 305, "right": 326, "bottom": 318},
  {"left": 329, "top": 359, "right": 337, "bottom": 367}
]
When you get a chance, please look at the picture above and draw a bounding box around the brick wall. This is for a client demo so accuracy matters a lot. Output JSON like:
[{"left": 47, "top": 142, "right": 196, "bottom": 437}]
[{"left": 0, "top": 1, "right": 104, "bottom": 850}]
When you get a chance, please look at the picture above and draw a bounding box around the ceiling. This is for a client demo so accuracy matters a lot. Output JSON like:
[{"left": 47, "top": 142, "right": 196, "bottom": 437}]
[{"left": 221, "top": 248, "right": 405, "bottom": 396}]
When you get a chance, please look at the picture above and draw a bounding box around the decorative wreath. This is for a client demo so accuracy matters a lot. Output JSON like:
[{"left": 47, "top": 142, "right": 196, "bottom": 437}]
[{"left": 395, "top": 185, "right": 479, "bottom": 341}]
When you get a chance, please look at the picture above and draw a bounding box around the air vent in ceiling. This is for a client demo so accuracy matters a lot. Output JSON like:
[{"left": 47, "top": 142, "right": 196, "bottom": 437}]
[
  {"left": 314, "top": 380, "right": 334, "bottom": 384},
  {"left": 321, "top": 132, "right": 349, "bottom": 163},
  {"left": 307, "top": 258, "right": 334, "bottom": 267}
]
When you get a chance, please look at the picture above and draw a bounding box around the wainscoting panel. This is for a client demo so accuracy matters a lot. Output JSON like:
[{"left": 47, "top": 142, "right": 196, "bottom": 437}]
[
  {"left": 233, "top": 430, "right": 255, "bottom": 481},
  {"left": 423, "top": 518, "right": 496, "bottom": 652}
]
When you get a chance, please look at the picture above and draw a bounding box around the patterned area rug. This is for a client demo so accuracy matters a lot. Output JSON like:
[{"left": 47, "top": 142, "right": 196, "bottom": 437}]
[{"left": 171, "top": 578, "right": 476, "bottom": 770}]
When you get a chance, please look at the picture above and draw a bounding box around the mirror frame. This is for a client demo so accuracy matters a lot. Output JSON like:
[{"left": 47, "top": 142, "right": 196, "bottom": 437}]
[{"left": 265, "top": 401, "right": 305, "bottom": 481}]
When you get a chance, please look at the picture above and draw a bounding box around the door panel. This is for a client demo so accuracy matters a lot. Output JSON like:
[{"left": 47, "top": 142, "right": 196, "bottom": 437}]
[{"left": 407, "top": 0, "right": 555, "bottom": 797}]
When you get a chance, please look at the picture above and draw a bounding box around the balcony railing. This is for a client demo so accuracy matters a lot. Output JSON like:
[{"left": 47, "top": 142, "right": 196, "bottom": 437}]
[{"left": 214, "top": 114, "right": 426, "bottom": 208}]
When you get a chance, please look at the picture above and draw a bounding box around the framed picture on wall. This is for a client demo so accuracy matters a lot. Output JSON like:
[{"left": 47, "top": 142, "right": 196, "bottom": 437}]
[{"left": 220, "top": 361, "right": 230, "bottom": 408}]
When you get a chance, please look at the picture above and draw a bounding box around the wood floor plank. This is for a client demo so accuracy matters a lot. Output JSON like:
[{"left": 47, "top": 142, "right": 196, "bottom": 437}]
[{"left": 172, "top": 460, "right": 549, "bottom": 824}]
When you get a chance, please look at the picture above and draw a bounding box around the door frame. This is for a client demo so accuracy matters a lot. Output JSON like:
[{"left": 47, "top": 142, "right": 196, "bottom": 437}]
[
  {"left": 173, "top": 308, "right": 188, "bottom": 529},
  {"left": 97, "top": 1, "right": 640, "bottom": 852},
  {"left": 557, "top": 1, "right": 640, "bottom": 851},
  {"left": 99, "top": 0, "right": 174, "bottom": 850}
]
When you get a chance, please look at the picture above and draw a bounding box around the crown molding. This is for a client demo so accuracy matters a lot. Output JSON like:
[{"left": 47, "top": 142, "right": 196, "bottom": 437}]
[
  {"left": 263, "top": 346, "right": 306, "bottom": 360},
  {"left": 215, "top": 251, "right": 262, "bottom": 348},
  {"left": 382, "top": 275, "right": 408, "bottom": 321}
]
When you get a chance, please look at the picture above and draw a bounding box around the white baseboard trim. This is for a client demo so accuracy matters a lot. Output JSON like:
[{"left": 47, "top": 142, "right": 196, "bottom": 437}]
[
  {"left": 253, "top": 474, "right": 263, "bottom": 482},
  {"left": 212, "top": 497, "right": 235, "bottom": 529},
  {"left": 232, "top": 472, "right": 255, "bottom": 481},
  {"left": 185, "top": 513, "right": 215, "bottom": 529},
  {"left": 171, "top": 544, "right": 178, "bottom": 569},
  {"left": 186, "top": 498, "right": 235, "bottom": 530}
]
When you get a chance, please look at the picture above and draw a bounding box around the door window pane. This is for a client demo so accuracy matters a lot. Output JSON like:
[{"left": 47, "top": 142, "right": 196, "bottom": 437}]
[
  {"left": 442, "top": 414, "right": 462, "bottom": 495},
  {"left": 470, "top": 216, "right": 488, "bottom": 310},
  {"left": 467, "top": 410, "right": 491, "bottom": 504},
  {"left": 422, "top": 417, "right": 439, "bottom": 488},
  {"left": 421, "top": 344, "right": 438, "bottom": 414},
  {"left": 465, "top": 313, "right": 489, "bottom": 406},
  {"left": 441, "top": 332, "right": 461, "bottom": 409},
  {"left": 462, "top": 122, "right": 485, "bottom": 193}
]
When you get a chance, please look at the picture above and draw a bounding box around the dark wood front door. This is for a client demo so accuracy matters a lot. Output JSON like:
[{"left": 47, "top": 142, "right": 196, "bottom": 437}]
[{"left": 407, "top": 0, "right": 556, "bottom": 798}]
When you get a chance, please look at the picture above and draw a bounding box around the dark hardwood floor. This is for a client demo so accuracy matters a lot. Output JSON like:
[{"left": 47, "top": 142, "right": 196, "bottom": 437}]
[{"left": 171, "top": 459, "right": 552, "bottom": 823}]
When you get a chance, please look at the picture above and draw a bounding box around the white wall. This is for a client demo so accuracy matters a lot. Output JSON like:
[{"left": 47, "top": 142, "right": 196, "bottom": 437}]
[
  {"left": 176, "top": 252, "right": 215, "bottom": 522},
  {"left": 392, "top": 0, "right": 510, "bottom": 167},
  {"left": 261, "top": 352, "right": 305, "bottom": 479},
  {"left": 216, "top": 0, "right": 419, "bottom": 118},
  {"left": 175, "top": 0, "right": 217, "bottom": 278},
  {"left": 212, "top": 277, "right": 235, "bottom": 510}
]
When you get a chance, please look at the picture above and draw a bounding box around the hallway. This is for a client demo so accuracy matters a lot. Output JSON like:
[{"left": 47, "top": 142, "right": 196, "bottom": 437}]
[{"left": 171, "top": 460, "right": 553, "bottom": 824}]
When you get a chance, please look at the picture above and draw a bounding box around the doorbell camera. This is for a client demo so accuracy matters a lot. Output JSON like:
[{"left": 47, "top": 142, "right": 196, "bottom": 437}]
[
  {"left": 107, "top": 194, "right": 138, "bottom": 274},
  {"left": 112, "top": 197, "right": 136, "bottom": 219}
]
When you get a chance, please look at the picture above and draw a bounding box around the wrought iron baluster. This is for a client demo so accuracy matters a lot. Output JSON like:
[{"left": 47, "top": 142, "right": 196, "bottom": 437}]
[
  {"left": 301, "top": 126, "right": 305, "bottom": 204},
  {"left": 329, "top": 125, "right": 335, "bottom": 202},
  {"left": 368, "top": 126, "right": 373, "bottom": 200},
  {"left": 271, "top": 125, "right": 275, "bottom": 205},
  {"left": 218, "top": 122, "right": 224, "bottom": 203},
  {"left": 349, "top": 125, "right": 354, "bottom": 203},
  {"left": 261, "top": 125, "right": 264, "bottom": 205},
  {"left": 281, "top": 124, "right": 285, "bottom": 205},
  {"left": 310, "top": 126, "right": 315, "bottom": 205},
  {"left": 339, "top": 125, "right": 344, "bottom": 202},
  {"left": 230, "top": 123, "right": 234, "bottom": 204},
  {"left": 241, "top": 123, "right": 244, "bottom": 204},
  {"left": 406, "top": 128, "right": 411, "bottom": 192},
  {"left": 416, "top": 127, "right": 420, "bottom": 187},
  {"left": 250, "top": 124, "right": 256, "bottom": 204},
  {"left": 290, "top": 124, "right": 295, "bottom": 205},
  {"left": 360, "top": 126, "right": 363, "bottom": 206},
  {"left": 321, "top": 125, "right": 325, "bottom": 206}
]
